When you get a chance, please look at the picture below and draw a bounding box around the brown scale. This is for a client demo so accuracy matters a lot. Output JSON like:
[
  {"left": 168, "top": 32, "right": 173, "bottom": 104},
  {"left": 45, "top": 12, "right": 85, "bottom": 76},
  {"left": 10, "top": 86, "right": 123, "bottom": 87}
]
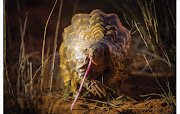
[{"left": 59, "top": 9, "right": 131, "bottom": 98}]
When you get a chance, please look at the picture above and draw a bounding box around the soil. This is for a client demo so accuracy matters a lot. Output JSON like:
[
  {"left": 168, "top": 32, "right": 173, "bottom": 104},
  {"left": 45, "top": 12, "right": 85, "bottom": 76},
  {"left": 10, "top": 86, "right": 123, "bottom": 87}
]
[{"left": 35, "top": 92, "right": 175, "bottom": 114}]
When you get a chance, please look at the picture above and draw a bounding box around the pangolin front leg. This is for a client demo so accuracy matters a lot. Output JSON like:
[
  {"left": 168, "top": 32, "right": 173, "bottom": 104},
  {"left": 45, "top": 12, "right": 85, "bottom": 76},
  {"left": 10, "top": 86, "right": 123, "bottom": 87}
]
[
  {"left": 85, "top": 79, "right": 106, "bottom": 97},
  {"left": 75, "top": 70, "right": 106, "bottom": 98}
]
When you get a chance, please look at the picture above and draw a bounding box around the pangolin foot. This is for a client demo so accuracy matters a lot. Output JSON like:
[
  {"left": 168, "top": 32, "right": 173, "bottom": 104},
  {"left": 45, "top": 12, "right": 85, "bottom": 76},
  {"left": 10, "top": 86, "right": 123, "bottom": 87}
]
[{"left": 85, "top": 80, "right": 106, "bottom": 98}]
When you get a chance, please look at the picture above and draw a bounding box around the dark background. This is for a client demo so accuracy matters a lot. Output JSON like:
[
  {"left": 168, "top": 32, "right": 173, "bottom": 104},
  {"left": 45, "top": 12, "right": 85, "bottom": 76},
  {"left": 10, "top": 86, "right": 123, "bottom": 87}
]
[{"left": 4, "top": 0, "right": 176, "bottom": 113}]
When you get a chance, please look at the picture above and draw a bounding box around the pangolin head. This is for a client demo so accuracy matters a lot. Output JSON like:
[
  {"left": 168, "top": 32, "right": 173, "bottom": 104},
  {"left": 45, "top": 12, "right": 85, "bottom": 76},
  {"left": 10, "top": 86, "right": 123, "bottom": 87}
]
[{"left": 86, "top": 42, "right": 108, "bottom": 64}]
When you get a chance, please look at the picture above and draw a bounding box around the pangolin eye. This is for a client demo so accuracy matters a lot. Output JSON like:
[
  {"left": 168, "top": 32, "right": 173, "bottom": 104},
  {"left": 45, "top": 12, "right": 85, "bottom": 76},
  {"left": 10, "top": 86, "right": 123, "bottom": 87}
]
[{"left": 104, "top": 51, "right": 106, "bottom": 56}]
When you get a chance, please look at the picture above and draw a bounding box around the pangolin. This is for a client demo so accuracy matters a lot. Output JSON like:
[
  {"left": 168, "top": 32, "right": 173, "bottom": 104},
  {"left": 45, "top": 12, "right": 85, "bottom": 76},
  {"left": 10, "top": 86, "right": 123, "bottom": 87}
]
[{"left": 59, "top": 9, "right": 131, "bottom": 99}]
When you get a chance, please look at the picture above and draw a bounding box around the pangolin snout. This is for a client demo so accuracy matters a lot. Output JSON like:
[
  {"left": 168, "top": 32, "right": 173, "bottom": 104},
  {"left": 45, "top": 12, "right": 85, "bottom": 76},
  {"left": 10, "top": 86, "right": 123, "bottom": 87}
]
[{"left": 87, "top": 42, "right": 107, "bottom": 61}]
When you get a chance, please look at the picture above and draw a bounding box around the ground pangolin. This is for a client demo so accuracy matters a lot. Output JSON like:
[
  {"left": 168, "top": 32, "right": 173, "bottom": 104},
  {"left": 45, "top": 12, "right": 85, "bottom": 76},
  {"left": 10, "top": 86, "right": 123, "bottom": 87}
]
[{"left": 59, "top": 9, "right": 131, "bottom": 99}]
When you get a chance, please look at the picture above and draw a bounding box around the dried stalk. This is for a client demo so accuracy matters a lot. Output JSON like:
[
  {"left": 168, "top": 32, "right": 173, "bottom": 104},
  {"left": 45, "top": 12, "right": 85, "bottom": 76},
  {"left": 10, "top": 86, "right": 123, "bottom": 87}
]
[
  {"left": 143, "top": 53, "right": 154, "bottom": 74},
  {"left": 49, "top": 0, "right": 63, "bottom": 93},
  {"left": 134, "top": 21, "right": 148, "bottom": 47},
  {"left": 6, "top": 12, "right": 12, "bottom": 47},
  {"left": 123, "top": 13, "right": 131, "bottom": 27},
  {"left": 130, "top": 71, "right": 172, "bottom": 77},
  {"left": 4, "top": 0, "right": 6, "bottom": 61},
  {"left": 17, "top": 0, "right": 28, "bottom": 95},
  {"left": 167, "top": 1, "right": 175, "bottom": 28},
  {"left": 4, "top": 2, "right": 22, "bottom": 113},
  {"left": 25, "top": 54, "right": 52, "bottom": 86},
  {"left": 72, "top": 0, "right": 78, "bottom": 16},
  {"left": 41, "top": 0, "right": 58, "bottom": 91},
  {"left": 30, "top": 62, "right": 33, "bottom": 103},
  {"left": 4, "top": 63, "right": 15, "bottom": 98}
]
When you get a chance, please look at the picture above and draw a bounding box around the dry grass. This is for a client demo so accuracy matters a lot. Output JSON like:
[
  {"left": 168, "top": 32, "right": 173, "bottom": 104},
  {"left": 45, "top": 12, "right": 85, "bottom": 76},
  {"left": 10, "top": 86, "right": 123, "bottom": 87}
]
[
  {"left": 133, "top": 0, "right": 175, "bottom": 109},
  {"left": 137, "top": 0, "right": 172, "bottom": 67},
  {"left": 4, "top": 0, "right": 61, "bottom": 112}
]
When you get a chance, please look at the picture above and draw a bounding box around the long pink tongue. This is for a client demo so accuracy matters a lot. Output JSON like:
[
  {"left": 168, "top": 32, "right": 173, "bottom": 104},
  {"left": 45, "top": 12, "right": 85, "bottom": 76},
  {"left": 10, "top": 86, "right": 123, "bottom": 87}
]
[{"left": 70, "top": 57, "right": 93, "bottom": 110}]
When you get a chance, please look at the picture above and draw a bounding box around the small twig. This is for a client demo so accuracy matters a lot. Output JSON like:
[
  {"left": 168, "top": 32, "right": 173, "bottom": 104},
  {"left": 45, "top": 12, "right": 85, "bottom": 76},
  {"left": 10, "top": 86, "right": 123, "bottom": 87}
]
[
  {"left": 101, "top": 71, "right": 104, "bottom": 84},
  {"left": 130, "top": 71, "right": 172, "bottom": 77},
  {"left": 140, "top": 56, "right": 152, "bottom": 72},
  {"left": 139, "top": 93, "right": 162, "bottom": 97},
  {"left": 123, "top": 13, "right": 131, "bottom": 27},
  {"left": 167, "top": 1, "right": 175, "bottom": 28},
  {"left": 103, "top": 84, "right": 118, "bottom": 95},
  {"left": 158, "top": 45, "right": 171, "bottom": 67},
  {"left": 88, "top": 98, "right": 118, "bottom": 107},
  {"left": 144, "top": 96, "right": 151, "bottom": 102},
  {"left": 137, "top": 0, "right": 153, "bottom": 40},
  {"left": 25, "top": 54, "right": 52, "bottom": 87},
  {"left": 30, "top": 62, "right": 33, "bottom": 101},
  {"left": 17, "top": 11, "right": 28, "bottom": 95},
  {"left": 4, "top": 62, "right": 21, "bottom": 112},
  {"left": 65, "top": 97, "right": 111, "bottom": 110},
  {"left": 154, "top": 77, "right": 168, "bottom": 97},
  {"left": 143, "top": 53, "right": 154, "bottom": 74},
  {"left": 41, "top": 92, "right": 62, "bottom": 99},
  {"left": 130, "top": 22, "right": 140, "bottom": 35},
  {"left": 4, "top": 63, "right": 15, "bottom": 98},
  {"left": 152, "top": 0, "right": 158, "bottom": 27},
  {"left": 134, "top": 21, "right": 148, "bottom": 47},
  {"left": 6, "top": 11, "right": 13, "bottom": 47},
  {"left": 25, "top": 51, "right": 39, "bottom": 59},
  {"left": 127, "top": 107, "right": 149, "bottom": 110},
  {"left": 131, "top": 29, "right": 138, "bottom": 35},
  {"left": 134, "top": 48, "right": 174, "bottom": 67},
  {"left": 72, "top": 0, "right": 78, "bottom": 16}
]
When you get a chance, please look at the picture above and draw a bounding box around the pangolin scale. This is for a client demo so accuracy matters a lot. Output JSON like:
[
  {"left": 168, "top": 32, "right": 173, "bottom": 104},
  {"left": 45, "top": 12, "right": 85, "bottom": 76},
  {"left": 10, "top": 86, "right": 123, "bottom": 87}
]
[{"left": 59, "top": 9, "right": 131, "bottom": 97}]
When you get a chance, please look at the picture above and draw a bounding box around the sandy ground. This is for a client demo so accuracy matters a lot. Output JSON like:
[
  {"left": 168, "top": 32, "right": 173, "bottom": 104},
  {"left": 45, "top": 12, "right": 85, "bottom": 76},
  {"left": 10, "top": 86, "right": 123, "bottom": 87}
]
[{"left": 34, "top": 92, "right": 175, "bottom": 114}]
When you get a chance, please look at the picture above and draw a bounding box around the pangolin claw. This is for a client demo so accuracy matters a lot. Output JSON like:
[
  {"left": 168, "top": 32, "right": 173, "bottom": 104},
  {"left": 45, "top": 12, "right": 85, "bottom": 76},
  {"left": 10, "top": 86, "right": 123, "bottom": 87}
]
[{"left": 86, "top": 80, "right": 106, "bottom": 98}]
